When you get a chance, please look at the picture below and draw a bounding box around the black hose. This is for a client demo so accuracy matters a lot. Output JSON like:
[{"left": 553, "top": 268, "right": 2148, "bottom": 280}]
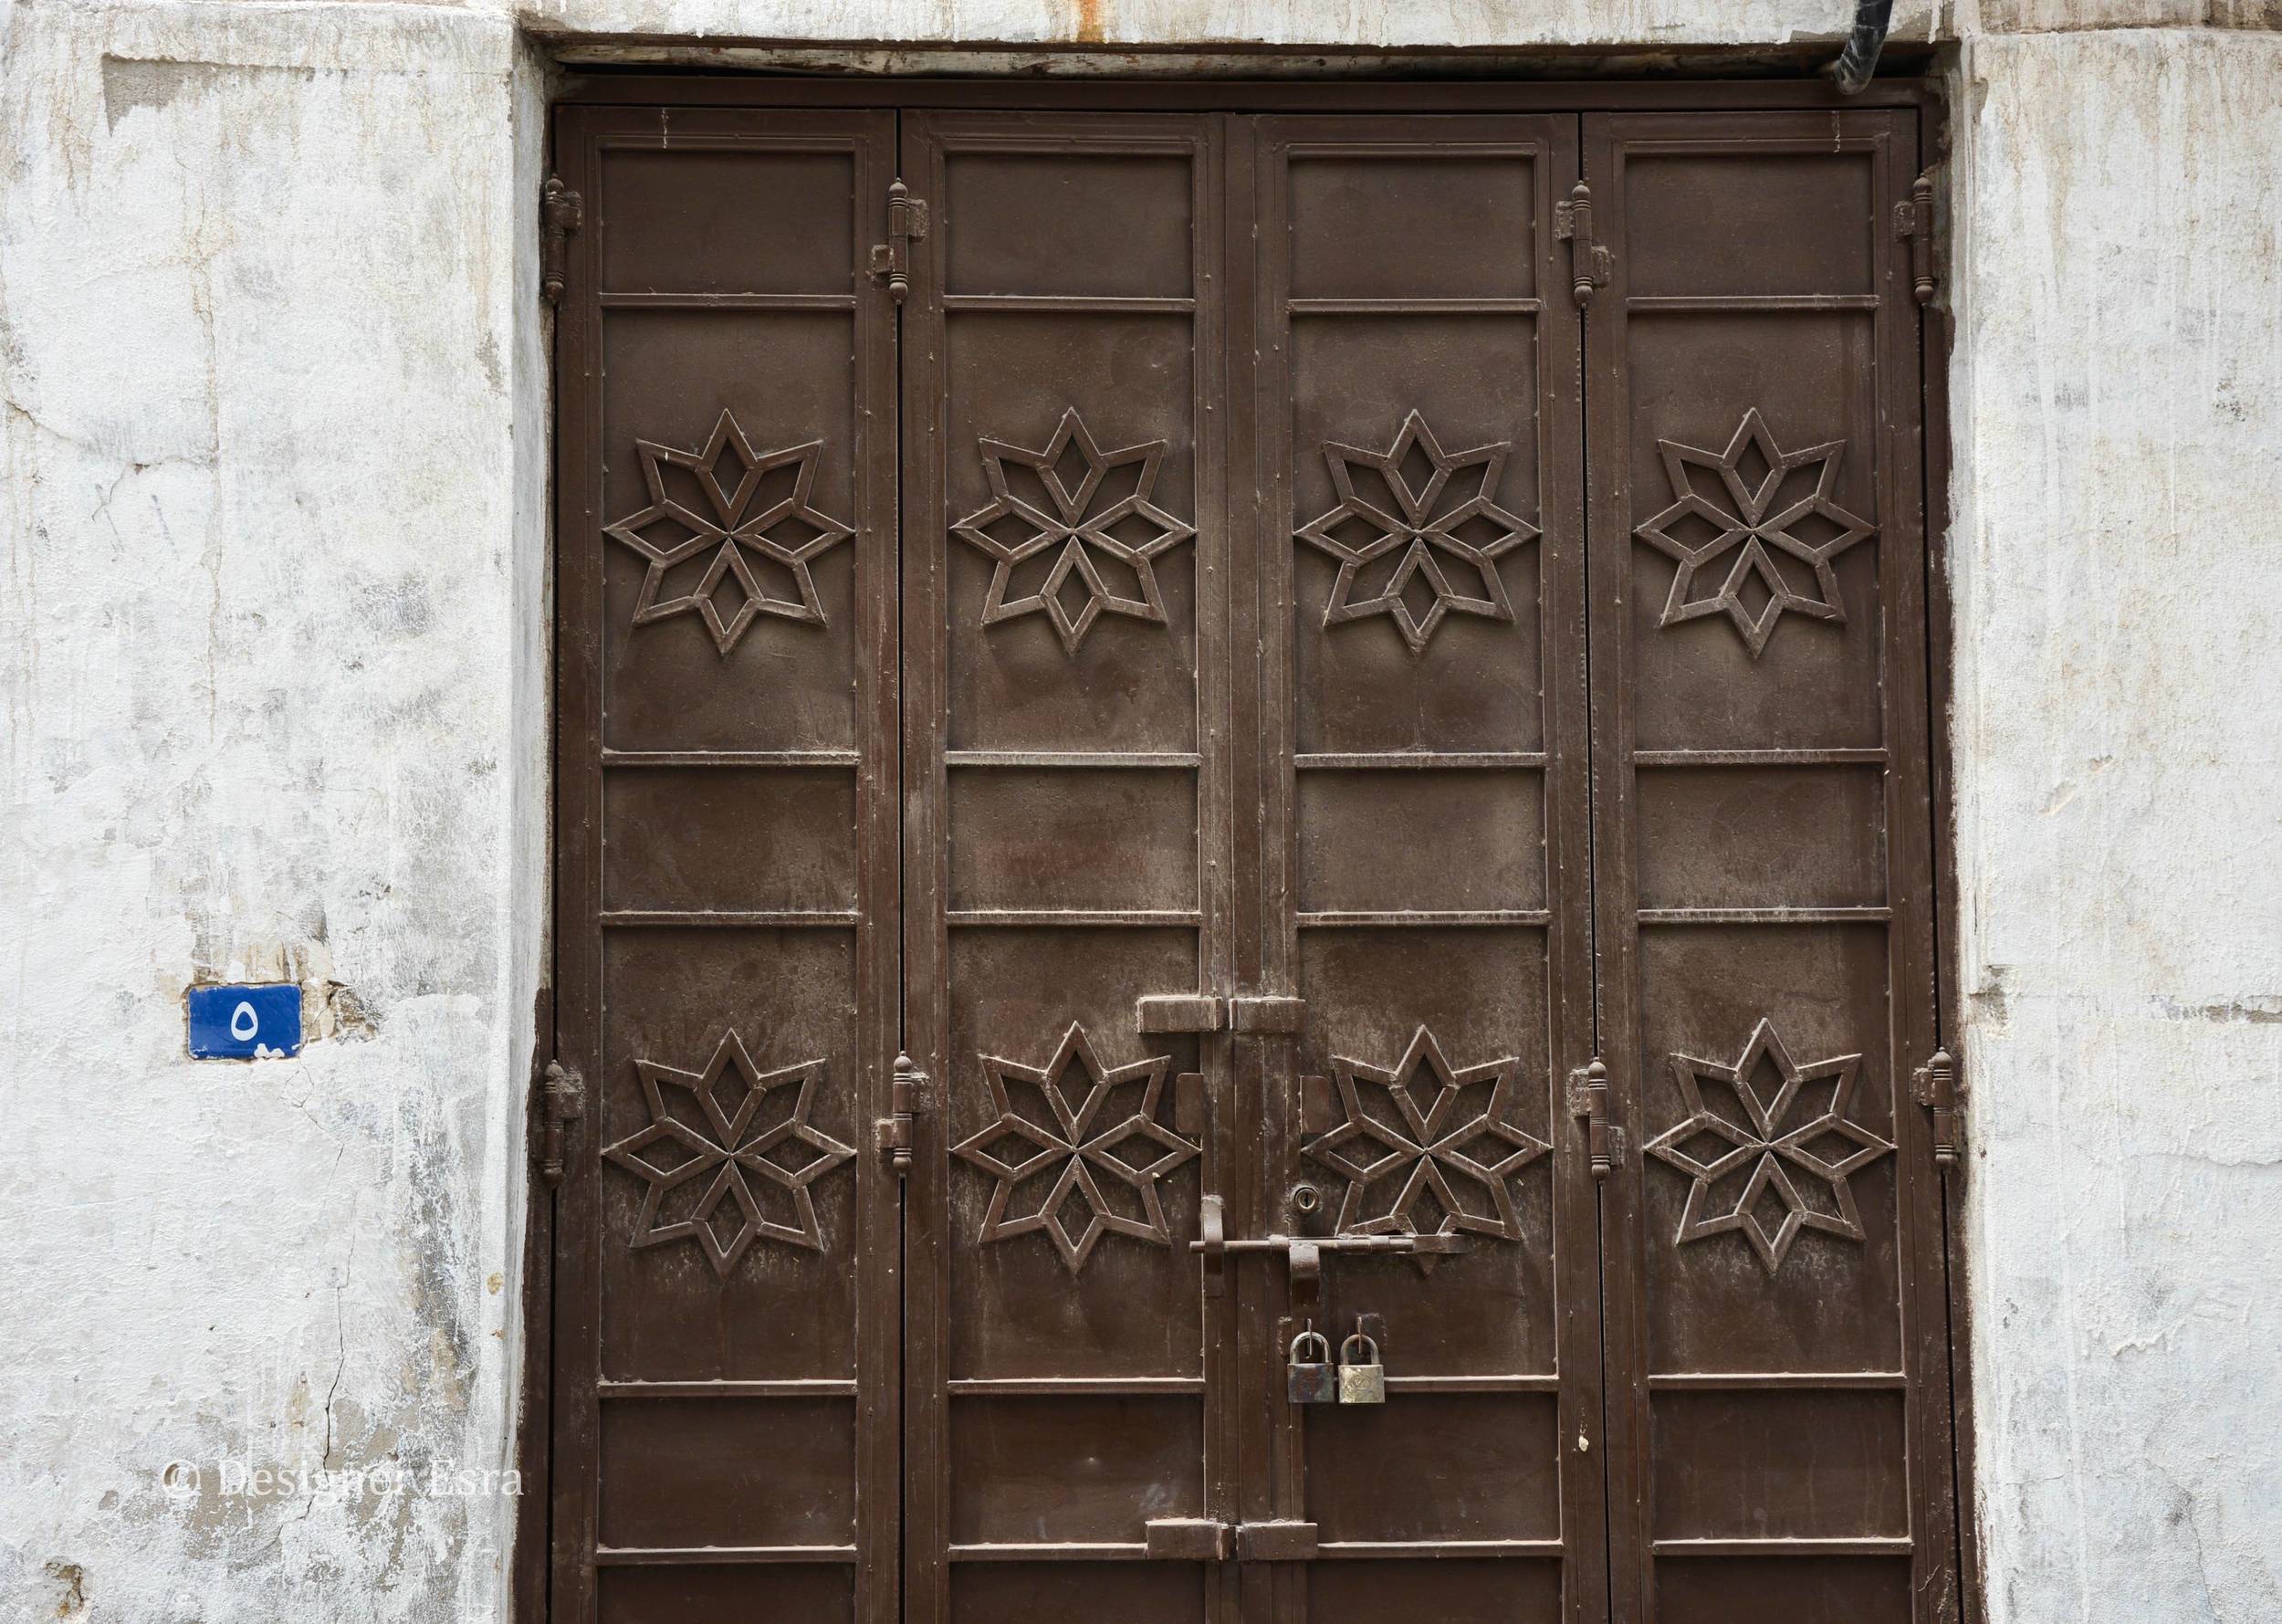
[{"left": 1829, "top": 0, "right": 1895, "bottom": 95}]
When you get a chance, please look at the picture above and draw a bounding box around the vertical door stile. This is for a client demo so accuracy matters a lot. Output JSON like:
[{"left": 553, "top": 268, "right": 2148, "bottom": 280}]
[
  {"left": 1544, "top": 114, "right": 1611, "bottom": 1624},
  {"left": 1229, "top": 109, "right": 1292, "bottom": 1624},
  {"left": 1583, "top": 107, "right": 1959, "bottom": 1624},
  {"left": 1915, "top": 98, "right": 1982, "bottom": 1624},
  {"left": 549, "top": 103, "right": 605, "bottom": 1624},
  {"left": 897, "top": 107, "right": 950, "bottom": 1624},
  {"left": 1245, "top": 114, "right": 1303, "bottom": 1624},
  {"left": 551, "top": 105, "right": 904, "bottom": 1624},
  {"left": 1871, "top": 111, "right": 1967, "bottom": 1624},
  {"left": 853, "top": 113, "right": 907, "bottom": 1624},
  {"left": 1580, "top": 111, "right": 1651, "bottom": 1624},
  {"left": 1205, "top": 109, "right": 1252, "bottom": 1624}
]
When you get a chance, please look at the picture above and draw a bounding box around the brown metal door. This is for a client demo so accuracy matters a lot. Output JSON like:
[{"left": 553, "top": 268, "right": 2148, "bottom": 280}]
[
  {"left": 548, "top": 89, "right": 1963, "bottom": 1624},
  {"left": 1581, "top": 111, "right": 1961, "bottom": 1624},
  {"left": 1235, "top": 114, "right": 1604, "bottom": 1624},
  {"left": 550, "top": 107, "right": 905, "bottom": 1624},
  {"left": 897, "top": 110, "right": 1239, "bottom": 1624}
]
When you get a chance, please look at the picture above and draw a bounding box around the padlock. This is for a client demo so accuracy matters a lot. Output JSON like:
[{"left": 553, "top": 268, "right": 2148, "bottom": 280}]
[
  {"left": 1287, "top": 1329, "right": 1336, "bottom": 1404},
  {"left": 1336, "top": 1332, "right": 1386, "bottom": 1405}
]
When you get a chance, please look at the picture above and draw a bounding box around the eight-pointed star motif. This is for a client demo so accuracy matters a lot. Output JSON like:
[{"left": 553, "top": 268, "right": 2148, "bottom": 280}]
[
  {"left": 950, "top": 408, "right": 1197, "bottom": 656},
  {"left": 951, "top": 1022, "right": 1201, "bottom": 1274},
  {"left": 1294, "top": 411, "right": 1540, "bottom": 655},
  {"left": 601, "top": 1029, "right": 856, "bottom": 1277},
  {"left": 1303, "top": 1025, "right": 1551, "bottom": 1266},
  {"left": 1632, "top": 407, "right": 1877, "bottom": 659},
  {"left": 1644, "top": 1018, "right": 1895, "bottom": 1275},
  {"left": 602, "top": 411, "right": 854, "bottom": 656}
]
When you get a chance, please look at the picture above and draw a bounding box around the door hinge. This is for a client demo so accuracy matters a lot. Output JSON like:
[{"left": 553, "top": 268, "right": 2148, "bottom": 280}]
[
  {"left": 869, "top": 179, "right": 928, "bottom": 306},
  {"left": 540, "top": 176, "right": 582, "bottom": 307},
  {"left": 877, "top": 1052, "right": 925, "bottom": 1176},
  {"left": 1553, "top": 182, "right": 1612, "bottom": 307},
  {"left": 1894, "top": 169, "right": 1937, "bottom": 306},
  {"left": 536, "top": 1059, "right": 585, "bottom": 1187},
  {"left": 1568, "top": 1056, "right": 1617, "bottom": 1181},
  {"left": 1912, "top": 1046, "right": 1961, "bottom": 1168}
]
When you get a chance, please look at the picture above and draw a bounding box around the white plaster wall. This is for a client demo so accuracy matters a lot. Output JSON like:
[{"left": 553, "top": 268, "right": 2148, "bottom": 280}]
[
  {"left": 2, "top": 2, "right": 2278, "bottom": 1622},
  {"left": 0, "top": 4, "right": 550, "bottom": 1619},
  {"left": 1947, "top": 26, "right": 2282, "bottom": 1624}
]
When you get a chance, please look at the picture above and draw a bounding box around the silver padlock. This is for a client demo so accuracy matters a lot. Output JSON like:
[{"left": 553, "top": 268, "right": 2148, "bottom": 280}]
[
  {"left": 1337, "top": 1332, "right": 1386, "bottom": 1405},
  {"left": 1287, "top": 1329, "right": 1336, "bottom": 1405}
]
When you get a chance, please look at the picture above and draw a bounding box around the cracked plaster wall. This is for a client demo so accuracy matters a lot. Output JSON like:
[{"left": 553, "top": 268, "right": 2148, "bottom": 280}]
[{"left": 0, "top": 3, "right": 2277, "bottom": 1623}]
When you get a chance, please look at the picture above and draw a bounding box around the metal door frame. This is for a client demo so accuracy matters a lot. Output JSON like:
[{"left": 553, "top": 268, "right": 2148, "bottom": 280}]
[{"left": 529, "top": 69, "right": 1969, "bottom": 1624}]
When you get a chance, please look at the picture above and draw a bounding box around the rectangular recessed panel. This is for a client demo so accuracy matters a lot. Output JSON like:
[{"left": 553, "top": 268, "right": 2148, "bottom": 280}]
[
  {"left": 1298, "top": 769, "right": 1544, "bottom": 915},
  {"left": 601, "top": 310, "right": 861, "bottom": 753},
  {"left": 1652, "top": 1389, "right": 1908, "bottom": 1540},
  {"left": 1289, "top": 313, "right": 1544, "bottom": 754},
  {"left": 1294, "top": 926, "right": 1557, "bottom": 1375},
  {"left": 945, "top": 153, "right": 1193, "bottom": 299},
  {"left": 948, "top": 1396, "right": 1203, "bottom": 1545},
  {"left": 942, "top": 312, "right": 1198, "bottom": 753},
  {"left": 1306, "top": 1394, "right": 1560, "bottom": 1543},
  {"left": 599, "top": 928, "right": 860, "bottom": 1383},
  {"left": 600, "top": 149, "right": 855, "bottom": 295},
  {"left": 1305, "top": 1559, "right": 1562, "bottom": 1624},
  {"left": 1624, "top": 153, "right": 1875, "bottom": 298},
  {"left": 949, "top": 768, "right": 1197, "bottom": 913},
  {"left": 1655, "top": 1556, "right": 1910, "bottom": 1624},
  {"left": 600, "top": 1398, "right": 853, "bottom": 1549},
  {"left": 952, "top": 1561, "right": 1206, "bottom": 1624},
  {"left": 1634, "top": 766, "right": 1885, "bottom": 912},
  {"left": 1624, "top": 310, "right": 1883, "bottom": 752},
  {"left": 604, "top": 767, "right": 858, "bottom": 913},
  {"left": 1638, "top": 924, "right": 1903, "bottom": 1378},
  {"left": 599, "top": 1565, "right": 853, "bottom": 1624},
  {"left": 946, "top": 927, "right": 1204, "bottom": 1381},
  {"left": 1289, "top": 154, "right": 1537, "bottom": 300}
]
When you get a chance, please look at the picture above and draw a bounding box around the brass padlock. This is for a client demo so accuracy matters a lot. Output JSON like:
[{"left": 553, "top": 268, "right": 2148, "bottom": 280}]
[
  {"left": 1337, "top": 1332, "right": 1386, "bottom": 1405},
  {"left": 1287, "top": 1329, "right": 1336, "bottom": 1405}
]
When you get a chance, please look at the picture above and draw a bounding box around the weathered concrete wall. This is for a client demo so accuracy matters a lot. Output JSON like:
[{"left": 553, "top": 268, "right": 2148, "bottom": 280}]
[
  {"left": 0, "top": 4, "right": 550, "bottom": 1619},
  {"left": 1947, "top": 26, "right": 2282, "bottom": 1624},
  {"left": 2, "top": 2, "right": 2278, "bottom": 1622}
]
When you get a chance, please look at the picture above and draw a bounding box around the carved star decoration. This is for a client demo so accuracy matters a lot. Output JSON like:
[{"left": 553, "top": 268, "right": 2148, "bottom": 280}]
[
  {"left": 951, "top": 1022, "right": 1200, "bottom": 1274},
  {"left": 1303, "top": 1025, "right": 1550, "bottom": 1265},
  {"left": 602, "top": 411, "right": 854, "bottom": 656},
  {"left": 950, "top": 408, "right": 1197, "bottom": 656},
  {"left": 602, "top": 1029, "right": 856, "bottom": 1276},
  {"left": 1644, "top": 1018, "right": 1894, "bottom": 1274},
  {"left": 1632, "top": 407, "right": 1876, "bottom": 659},
  {"left": 1294, "top": 411, "right": 1539, "bottom": 655}
]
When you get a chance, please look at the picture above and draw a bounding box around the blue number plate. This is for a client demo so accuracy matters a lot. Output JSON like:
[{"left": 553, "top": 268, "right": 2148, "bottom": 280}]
[{"left": 186, "top": 983, "right": 303, "bottom": 1059}]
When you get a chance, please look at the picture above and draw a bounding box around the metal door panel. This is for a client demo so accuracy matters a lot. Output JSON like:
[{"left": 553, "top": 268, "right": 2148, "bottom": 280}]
[
  {"left": 1241, "top": 114, "right": 1602, "bottom": 1624},
  {"left": 550, "top": 106, "right": 903, "bottom": 1624},
  {"left": 1581, "top": 110, "right": 1958, "bottom": 1624},
  {"left": 898, "top": 110, "right": 1236, "bottom": 1624}
]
